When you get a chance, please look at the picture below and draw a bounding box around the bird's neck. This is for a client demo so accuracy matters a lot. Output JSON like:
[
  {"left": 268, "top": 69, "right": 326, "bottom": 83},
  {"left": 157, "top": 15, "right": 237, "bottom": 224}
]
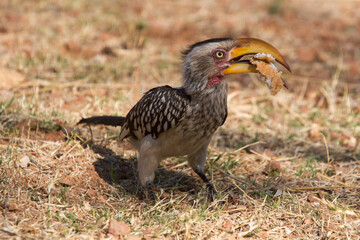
[
  {"left": 188, "top": 80, "right": 228, "bottom": 130},
  {"left": 182, "top": 78, "right": 228, "bottom": 106},
  {"left": 182, "top": 75, "right": 227, "bottom": 96}
]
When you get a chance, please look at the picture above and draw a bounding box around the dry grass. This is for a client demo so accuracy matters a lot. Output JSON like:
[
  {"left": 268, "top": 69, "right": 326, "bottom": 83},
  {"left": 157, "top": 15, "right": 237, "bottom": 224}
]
[{"left": 1, "top": 0, "right": 360, "bottom": 239}]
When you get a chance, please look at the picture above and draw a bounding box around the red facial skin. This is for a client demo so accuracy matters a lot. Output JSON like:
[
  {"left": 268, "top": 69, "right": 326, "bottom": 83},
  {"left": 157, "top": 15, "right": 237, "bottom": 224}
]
[{"left": 207, "top": 49, "right": 231, "bottom": 87}]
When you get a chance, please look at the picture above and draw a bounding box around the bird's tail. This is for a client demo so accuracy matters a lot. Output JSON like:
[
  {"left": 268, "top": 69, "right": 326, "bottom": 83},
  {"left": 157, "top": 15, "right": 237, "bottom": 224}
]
[{"left": 77, "top": 116, "right": 125, "bottom": 127}]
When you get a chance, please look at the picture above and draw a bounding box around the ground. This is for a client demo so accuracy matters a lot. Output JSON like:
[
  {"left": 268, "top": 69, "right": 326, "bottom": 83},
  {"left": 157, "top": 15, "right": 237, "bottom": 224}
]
[{"left": 0, "top": 0, "right": 360, "bottom": 239}]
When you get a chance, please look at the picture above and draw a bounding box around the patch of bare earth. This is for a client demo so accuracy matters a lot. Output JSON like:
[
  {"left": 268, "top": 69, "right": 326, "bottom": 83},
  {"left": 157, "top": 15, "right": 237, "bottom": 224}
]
[{"left": 1, "top": 0, "right": 359, "bottom": 239}]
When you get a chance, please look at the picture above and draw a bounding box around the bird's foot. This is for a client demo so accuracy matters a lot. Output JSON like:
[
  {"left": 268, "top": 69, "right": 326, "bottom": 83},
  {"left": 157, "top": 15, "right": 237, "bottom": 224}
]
[
  {"left": 206, "top": 183, "right": 226, "bottom": 206},
  {"left": 206, "top": 182, "right": 218, "bottom": 201},
  {"left": 146, "top": 182, "right": 157, "bottom": 203}
]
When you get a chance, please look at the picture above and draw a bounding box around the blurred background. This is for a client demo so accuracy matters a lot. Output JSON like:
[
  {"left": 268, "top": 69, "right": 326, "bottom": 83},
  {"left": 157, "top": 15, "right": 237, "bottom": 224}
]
[
  {"left": 0, "top": 0, "right": 359, "bottom": 90},
  {"left": 1, "top": 0, "right": 359, "bottom": 148},
  {"left": 0, "top": 0, "right": 359, "bottom": 149}
]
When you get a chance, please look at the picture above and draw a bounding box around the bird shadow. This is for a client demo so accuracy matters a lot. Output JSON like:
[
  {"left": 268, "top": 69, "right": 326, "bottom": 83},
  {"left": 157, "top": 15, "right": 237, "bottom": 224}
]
[{"left": 84, "top": 142, "right": 200, "bottom": 200}]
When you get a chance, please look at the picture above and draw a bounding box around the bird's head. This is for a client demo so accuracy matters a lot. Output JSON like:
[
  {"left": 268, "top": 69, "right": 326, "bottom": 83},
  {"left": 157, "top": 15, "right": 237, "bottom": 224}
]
[{"left": 182, "top": 38, "right": 291, "bottom": 95}]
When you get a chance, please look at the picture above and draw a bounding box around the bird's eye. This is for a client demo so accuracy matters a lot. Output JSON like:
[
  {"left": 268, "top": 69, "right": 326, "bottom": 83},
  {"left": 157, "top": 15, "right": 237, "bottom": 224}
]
[{"left": 214, "top": 50, "right": 225, "bottom": 59}]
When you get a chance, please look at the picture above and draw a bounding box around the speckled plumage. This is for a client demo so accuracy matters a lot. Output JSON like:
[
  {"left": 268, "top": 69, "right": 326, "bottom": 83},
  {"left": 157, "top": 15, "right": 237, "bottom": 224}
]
[
  {"left": 119, "top": 86, "right": 191, "bottom": 141},
  {"left": 121, "top": 39, "right": 234, "bottom": 201},
  {"left": 78, "top": 37, "right": 291, "bottom": 201},
  {"left": 80, "top": 38, "right": 236, "bottom": 200}
]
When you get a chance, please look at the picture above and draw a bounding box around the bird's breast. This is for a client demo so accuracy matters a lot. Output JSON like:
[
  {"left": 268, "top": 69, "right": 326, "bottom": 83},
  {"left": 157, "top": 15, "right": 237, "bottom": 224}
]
[{"left": 180, "top": 85, "right": 228, "bottom": 140}]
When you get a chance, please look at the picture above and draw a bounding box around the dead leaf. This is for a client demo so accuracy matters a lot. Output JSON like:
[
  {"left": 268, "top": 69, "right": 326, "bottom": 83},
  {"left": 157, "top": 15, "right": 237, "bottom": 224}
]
[
  {"left": 265, "top": 160, "right": 281, "bottom": 174},
  {"left": 263, "top": 149, "right": 275, "bottom": 158},
  {"left": 59, "top": 176, "right": 76, "bottom": 186},
  {"left": 304, "top": 216, "right": 312, "bottom": 225},
  {"left": 64, "top": 42, "right": 82, "bottom": 54},
  {"left": 309, "top": 123, "right": 320, "bottom": 140},
  {"left": 257, "top": 231, "right": 269, "bottom": 239},
  {"left": 108, "top": 219, "right": 131, "bottom": 236},
  {"left": 86, "top": 189, "right": 96, "bottom": 197},
  {"left": 6, "top": 202, "right": 19, "bottom": 211},
  {"left": 307, "top": 194, "right": 319, "bottom": 202},
  {"left": 220, "top": 219, "right": 233, "bottom": 231},
  {"left": 98, "top": 195, "right": 108, "bottom": 203}
]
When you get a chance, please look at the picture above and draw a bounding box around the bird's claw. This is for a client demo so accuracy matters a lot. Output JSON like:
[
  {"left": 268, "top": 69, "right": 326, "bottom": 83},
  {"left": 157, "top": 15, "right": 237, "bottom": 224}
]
[{"left": 206, "top": 183, "right": 218, "bottom": 201}]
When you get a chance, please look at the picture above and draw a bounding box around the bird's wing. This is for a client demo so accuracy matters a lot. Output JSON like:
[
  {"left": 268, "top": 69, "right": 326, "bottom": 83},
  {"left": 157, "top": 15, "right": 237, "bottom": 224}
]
[{"left": 119, "top": 86, "right": 191, "bottom": 141}]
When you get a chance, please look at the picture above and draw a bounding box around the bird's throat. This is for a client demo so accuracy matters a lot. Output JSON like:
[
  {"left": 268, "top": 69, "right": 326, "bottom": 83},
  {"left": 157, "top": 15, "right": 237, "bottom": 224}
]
[{"left": 207, "top": 75, "right": 224, "bottom": 87}]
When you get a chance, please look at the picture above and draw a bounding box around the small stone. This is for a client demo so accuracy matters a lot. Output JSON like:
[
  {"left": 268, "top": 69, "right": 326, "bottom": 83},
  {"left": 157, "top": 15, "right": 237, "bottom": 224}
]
[
  {"left": 18, "top": 156, "right": 30, "bottom": 168},
  {"left": 273, "top": 189, "right": 283, "bottom": 197}
]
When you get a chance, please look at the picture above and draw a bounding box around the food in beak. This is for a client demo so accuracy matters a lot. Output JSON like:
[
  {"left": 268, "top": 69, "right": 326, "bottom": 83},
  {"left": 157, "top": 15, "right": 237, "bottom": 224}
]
[{"left": 249, "top": 53, "right": 285, "bottom": 95}]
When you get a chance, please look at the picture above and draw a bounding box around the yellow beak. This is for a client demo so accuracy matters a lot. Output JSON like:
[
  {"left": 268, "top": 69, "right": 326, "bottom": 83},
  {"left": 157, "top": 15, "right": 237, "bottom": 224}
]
[{"left": 223, "top": 38, "right": 291, "bottom": 75}]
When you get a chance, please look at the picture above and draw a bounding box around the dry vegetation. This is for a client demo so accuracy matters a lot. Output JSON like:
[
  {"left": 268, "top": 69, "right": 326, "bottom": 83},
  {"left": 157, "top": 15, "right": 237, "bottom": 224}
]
[{"left": 1, "top": 0, "right": 360, "bottom": 239}]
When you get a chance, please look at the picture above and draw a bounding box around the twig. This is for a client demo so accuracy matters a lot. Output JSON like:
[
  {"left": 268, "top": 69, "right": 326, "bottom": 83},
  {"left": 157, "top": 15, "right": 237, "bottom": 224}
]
[
  {"left": 237, "top": 222, "right": 260, "bottom": 237},
  {"left": 285, "top": 185, "right": 360, "bottom": 192},
  {"left": 169, "top": 161, "right": 188, "bottom": 170},
  {"left": 231, "top": 179, "right": 259, "bottom": 205},
  {"left": 353, "top": 136, "right": 359, "bottom": 154},
  {"left": 320, "top": 133, "right": 330, "bottom": 164},
  {"left": 220, "top": 207, "right": 247, "bottom": 213},
  {"left": 233, "top": 141, "right": 265, "bottom": 153},
  {"left": 213, "top": 166, "right": 246, "bottom": 185},
  {"left": 250, "top": 149, "right": 271, "bottom": 161},
  {"left": 4, "top": 196, "right": 8, "bottom": 220},
  {"left": 316, "top": 173, "right": 346, "bottom": 186},
  {"left": 281, "top": 211, "right": 304, "bottom": 217}
]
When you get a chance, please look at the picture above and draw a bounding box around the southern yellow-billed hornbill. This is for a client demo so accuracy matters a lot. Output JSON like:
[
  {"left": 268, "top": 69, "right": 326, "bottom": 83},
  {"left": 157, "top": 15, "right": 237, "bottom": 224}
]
[{"left": 78, "top": 38, "right": 291, "bottom": 201}]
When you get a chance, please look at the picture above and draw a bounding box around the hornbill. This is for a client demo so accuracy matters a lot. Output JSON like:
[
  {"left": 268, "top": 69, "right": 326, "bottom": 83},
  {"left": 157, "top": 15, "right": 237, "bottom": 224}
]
[{"left": 78, "top": 38, "right": 291, "bottom": 201}]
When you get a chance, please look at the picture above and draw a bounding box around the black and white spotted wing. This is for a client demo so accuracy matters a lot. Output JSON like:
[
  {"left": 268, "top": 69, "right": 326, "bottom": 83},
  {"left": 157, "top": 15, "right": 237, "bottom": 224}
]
[{"left": 119, "top": 86, "right": 191, "bottom": 141}]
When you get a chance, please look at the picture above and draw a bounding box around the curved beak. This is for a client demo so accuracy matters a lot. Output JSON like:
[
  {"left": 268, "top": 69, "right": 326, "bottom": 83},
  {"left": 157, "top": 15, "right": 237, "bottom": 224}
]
[{"left": 223, "top": 38, "right": 291, "bottom": 75}]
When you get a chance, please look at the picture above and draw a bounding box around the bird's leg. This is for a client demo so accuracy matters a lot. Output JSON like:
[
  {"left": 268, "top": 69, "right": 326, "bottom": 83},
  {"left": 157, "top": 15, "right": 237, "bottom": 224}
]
[
  {"left": 146, "top": 181, "right": 156, "bottom": 202},
  {"left": 188, "top": 139, "right": 217, "bottom": 200},
  {"left": 194, "top": 169, "right": 217, "bottom": 200},
  {"left": 138, "top": 142, "right": 160, "bottom": 202}
]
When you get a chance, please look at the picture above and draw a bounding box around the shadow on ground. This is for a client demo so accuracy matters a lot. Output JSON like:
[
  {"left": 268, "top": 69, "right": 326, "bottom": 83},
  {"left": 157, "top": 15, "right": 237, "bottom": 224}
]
[{"left": 87, "top": 143, "right": 200, "bottom": 200}]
